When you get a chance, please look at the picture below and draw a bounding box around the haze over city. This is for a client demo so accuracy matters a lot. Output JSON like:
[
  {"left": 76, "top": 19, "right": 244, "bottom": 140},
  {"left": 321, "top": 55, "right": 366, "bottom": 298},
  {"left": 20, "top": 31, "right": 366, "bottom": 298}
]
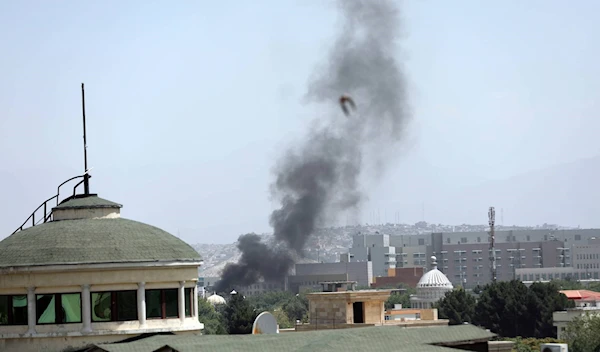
[{"left": 1, "top": 0, "right": 599, "bottom": 244}]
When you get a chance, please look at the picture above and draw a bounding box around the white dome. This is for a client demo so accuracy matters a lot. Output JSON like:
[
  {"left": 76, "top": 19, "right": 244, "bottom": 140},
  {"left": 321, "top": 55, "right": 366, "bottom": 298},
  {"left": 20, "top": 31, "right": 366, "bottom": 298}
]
[
  {"left": 417, "top": 268, "right": 453, "bottom": 289},
  {"left": 207, "top": 294, "right": 226, "bottom": 305}
]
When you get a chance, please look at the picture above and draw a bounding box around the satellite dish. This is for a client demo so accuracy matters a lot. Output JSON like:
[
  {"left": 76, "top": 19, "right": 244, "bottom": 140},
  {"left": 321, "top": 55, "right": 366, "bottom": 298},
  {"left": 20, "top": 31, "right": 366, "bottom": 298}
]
[{"left": 252, "top": 311, "right": 279, "bottom": 335}]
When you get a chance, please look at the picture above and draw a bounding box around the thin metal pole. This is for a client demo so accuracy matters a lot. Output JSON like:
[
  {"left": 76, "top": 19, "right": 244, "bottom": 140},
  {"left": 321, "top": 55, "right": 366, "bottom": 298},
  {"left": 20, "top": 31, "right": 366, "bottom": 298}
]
[{"left": 81, "top": 83, "right": 90, "bottom": 195}]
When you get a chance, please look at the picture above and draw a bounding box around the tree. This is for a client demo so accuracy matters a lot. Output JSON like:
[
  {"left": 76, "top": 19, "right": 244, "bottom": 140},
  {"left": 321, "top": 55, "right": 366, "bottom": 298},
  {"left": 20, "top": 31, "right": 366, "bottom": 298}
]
[
  {"left": 436, "top": 288, "right": 476, "bottom": 325},
  {"left": 282, "top": 294, "right": 309, "bottom": 322},
  {"left": 197, "top": 298, "right": 227, "bottom": 335},
  {"left": 504, "top": 337, "right": 566, "bottom": 352},
  {"left": 474, "top": 280, "right": 532, "bottom": 337},
  {"left": 247, "top": 291, "right": 294, "bottom": 313},
  {"left": 272, "top": 309, "right": 293, "bottom": 329},
  {"left": 223, "top": 293, "right": 257, "bottom": 334},
  {"left": 563, "top": 313, "right": 600, "bottom": 352},
  {"left": 384, "top": 288, "right": 415, "bottom": 310},
  {"left": 473, "top": 280, "right": 572, "bottom": 338},
  {"left": 588, "top": 282, "right": 600, "bottom": 293},
  {"left": 527, "top": 282, "right": 572, "bottom": 338},
  {"left": 551, "top": 278, "right": 583, "bottom": 290}
]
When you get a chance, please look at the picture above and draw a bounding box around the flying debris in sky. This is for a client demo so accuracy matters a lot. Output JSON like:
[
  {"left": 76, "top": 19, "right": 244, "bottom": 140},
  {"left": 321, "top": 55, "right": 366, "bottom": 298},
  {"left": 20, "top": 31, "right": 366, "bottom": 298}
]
[{"left": 339, "top": 94, "right": 356, "bottom": 116}]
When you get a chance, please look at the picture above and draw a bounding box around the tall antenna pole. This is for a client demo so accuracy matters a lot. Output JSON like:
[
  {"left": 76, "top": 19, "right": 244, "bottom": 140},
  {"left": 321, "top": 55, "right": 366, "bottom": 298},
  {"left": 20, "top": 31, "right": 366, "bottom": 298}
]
[
  {"left": 81, "top": 83, "right": 90, "bottom": 195},
  {"left": 489, "top": 206, "right": 496, "bottom": 283}
]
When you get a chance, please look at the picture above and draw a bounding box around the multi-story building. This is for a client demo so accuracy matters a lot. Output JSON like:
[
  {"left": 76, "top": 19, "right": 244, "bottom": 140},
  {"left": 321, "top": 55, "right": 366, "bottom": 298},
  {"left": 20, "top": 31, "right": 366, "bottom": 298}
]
[
  {"left": 342, "top": 229, "right": 600, "bottom": 288},
  {"left": 516, "top": 237, "right": 600, "bottom": 283},
  {"left": 348, "top": 233, "right": 396, "bottom": 277},
  {"left": 236, "top": 280, "right": 285, "bottom": 296}
]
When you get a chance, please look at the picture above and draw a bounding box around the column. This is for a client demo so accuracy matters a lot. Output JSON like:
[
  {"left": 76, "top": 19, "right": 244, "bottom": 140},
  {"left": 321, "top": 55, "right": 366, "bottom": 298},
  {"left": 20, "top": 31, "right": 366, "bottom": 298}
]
[
  {"left": 178, "top": 281, "right": 185, "bottom": 323},
  {"left": 137, "top": 282, "right": 146, "bottom": 328},
  {"left": 81, "top": 284, "right": 92, "bottom": 333},
  {"left": 26, "top": 287, "right": 36, "bottom": 335},
  {"left": 193, "top": 285, "right": 198, "bottom": 317}
]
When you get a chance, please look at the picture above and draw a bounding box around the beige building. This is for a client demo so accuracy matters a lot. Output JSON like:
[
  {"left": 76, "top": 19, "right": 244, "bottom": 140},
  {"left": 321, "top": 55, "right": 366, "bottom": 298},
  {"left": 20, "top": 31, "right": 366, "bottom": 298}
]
[
  {"left": 0, "top": 193, "right": 204, "bottom": 352},
  {"left": 300, "top": 289, "right": 392, "bottom": 330}
]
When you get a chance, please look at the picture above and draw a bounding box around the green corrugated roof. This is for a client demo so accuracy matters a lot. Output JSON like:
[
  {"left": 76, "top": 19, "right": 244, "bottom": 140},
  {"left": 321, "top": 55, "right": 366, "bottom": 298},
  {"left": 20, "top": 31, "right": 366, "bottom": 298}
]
[
  {"left": 92, "top": 324, "right": 495, "bottom": 352},
  {"left": 0, "top": 218, "right": 201, "bottom": 267},
  {"left": 54, "top": 195, "right": 122, "bottom": 210}
]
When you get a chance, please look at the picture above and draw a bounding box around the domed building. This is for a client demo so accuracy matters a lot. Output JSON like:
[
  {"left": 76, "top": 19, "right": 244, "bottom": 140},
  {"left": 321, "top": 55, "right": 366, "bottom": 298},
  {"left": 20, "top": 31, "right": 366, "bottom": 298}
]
[
  {"left": 0, "top": 192, "right": 204, "bottom": 352},
  {"left": 206, "top": 294, "right": 226, "bottom": 306},
  {"left": 410, "top": 256, "right": 453, "bottom": 309}
]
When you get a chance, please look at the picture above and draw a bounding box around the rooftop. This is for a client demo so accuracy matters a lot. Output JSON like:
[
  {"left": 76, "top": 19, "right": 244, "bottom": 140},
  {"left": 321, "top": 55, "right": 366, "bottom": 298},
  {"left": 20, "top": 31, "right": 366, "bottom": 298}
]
[
  {"left": 86, "top": 324, "right": 496, "bottom": 352},
  {"left": 54, "top": 194, "right": 123, "bottom": 210},
  {"left": 560, "top": 289, "right": 600, "bottom": 301},
  {"left": 0, "top": 217, "right": 201, "bottom": 268}
]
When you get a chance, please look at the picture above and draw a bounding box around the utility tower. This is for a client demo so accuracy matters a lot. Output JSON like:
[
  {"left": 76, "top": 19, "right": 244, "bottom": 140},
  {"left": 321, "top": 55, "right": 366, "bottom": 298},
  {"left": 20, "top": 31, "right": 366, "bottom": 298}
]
[{"left": 489, "top": 206, "right": 497, "bottom": 283}]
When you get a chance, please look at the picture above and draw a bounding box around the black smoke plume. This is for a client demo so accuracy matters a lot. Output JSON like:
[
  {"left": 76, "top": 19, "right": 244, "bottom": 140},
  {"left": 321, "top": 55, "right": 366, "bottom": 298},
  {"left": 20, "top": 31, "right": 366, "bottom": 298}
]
[{"left": 215, "top": 0, "right": 410, "bottom": 293}]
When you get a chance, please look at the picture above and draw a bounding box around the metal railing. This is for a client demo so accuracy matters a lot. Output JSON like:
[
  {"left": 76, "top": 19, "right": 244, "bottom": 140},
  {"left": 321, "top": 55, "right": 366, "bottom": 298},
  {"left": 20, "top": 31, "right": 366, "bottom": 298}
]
[{"left": 11, "top": 173, "right": 90, "bottom": 235}]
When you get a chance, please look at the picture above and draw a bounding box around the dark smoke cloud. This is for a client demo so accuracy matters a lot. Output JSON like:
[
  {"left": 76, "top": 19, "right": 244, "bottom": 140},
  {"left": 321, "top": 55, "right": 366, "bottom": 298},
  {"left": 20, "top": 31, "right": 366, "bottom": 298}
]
[{"left": 215, "top": 0, "right": 410, "bottom": 293}]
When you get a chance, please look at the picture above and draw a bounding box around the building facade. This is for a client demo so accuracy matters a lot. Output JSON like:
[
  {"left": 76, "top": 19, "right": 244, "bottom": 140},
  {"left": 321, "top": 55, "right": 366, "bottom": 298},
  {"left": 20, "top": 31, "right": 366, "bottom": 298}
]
[
  {"left": 342, "top": 229, "right": 600, "bottom": 288},
  {"left": 0, "top": 194, "right": 203, "bottom": 352}
]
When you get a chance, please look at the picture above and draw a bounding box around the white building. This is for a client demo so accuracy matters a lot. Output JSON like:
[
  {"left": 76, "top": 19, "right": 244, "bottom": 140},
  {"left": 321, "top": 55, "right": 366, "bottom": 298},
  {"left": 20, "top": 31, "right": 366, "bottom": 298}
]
[
  {"left": 0, "top": 194, "right": 204, "bottom": 352},
  {"left": 410, "top": 256, "right": 454, "bottom": 309}
]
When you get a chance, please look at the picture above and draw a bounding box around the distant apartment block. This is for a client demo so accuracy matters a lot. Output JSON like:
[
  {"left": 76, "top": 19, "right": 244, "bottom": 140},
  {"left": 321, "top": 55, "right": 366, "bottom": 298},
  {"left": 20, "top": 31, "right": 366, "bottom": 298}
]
[
  {"left": 342, "top": 228, "right": 600, "bottom": 288},
  {"left": 346, "top": 233, "right": 396, "bottom": 277}
]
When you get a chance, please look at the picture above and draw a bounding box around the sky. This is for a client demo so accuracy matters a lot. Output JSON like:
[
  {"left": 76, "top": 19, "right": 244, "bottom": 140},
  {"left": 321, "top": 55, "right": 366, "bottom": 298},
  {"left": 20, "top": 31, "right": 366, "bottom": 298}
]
[{"left": 1, "top": 0, "right": 599, "bottom": 244}]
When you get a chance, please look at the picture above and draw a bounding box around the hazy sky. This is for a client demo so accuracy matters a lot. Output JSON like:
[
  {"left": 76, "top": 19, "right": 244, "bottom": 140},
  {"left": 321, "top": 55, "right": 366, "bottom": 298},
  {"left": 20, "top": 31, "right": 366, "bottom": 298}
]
[{"left": 1, "top": 0, "right": 599, "bottom": 244}]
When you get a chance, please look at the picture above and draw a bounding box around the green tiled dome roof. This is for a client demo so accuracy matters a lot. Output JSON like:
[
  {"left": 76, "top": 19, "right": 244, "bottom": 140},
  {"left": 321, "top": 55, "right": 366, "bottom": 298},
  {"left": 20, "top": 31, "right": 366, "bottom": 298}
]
[{"left": 0, "top": 197, "right": 201, "bottom": 268}]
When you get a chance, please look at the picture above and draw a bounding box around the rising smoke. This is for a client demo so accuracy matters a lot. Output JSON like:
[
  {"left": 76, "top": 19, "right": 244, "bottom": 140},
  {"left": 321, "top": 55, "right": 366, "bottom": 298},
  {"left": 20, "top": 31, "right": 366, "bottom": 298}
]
[{"left": 215, "top": 0, "right": 410, "bottom": 293}]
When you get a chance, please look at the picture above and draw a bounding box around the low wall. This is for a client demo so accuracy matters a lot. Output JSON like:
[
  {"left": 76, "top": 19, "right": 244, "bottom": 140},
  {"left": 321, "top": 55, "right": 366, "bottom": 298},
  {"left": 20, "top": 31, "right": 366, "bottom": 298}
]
[
  {"left": 295, "top": 323, "right": 375, "bottom": 331},
  {"left": 384, "top": 319, "right": 449, "bottom": 327}
]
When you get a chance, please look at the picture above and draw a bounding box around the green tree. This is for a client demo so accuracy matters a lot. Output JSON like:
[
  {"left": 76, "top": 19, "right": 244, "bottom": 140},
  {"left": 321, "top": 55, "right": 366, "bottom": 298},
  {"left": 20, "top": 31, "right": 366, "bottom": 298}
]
[
  {"left": 223, "top": 293, "right": 257, "bottom": 334},
  {"left": 197, "top": 298, "right": 227, "bottom": 335},
  {"left": 272, "top": 309, "right": 293, "bottom": 329},
  {"left": 588, "top": 282, "right": 600, "bottom": 293},
  {"left": 473, "top": 280, "right": 572, "bottom": 338},
  {"left": 282, "top": 294, "right": 309, "bottom": 322},
  {"left": 505, "top": 337, "right": 566, "bottom": 352},
  {"left": 474, "top": 280, "right": 531, "bottom": 337},
  {"left": 550, "top": 278, "right": 583, "bottom": 290},
  {"left": 247, "top": 291, "right": 294, "bottom": 312},
  {"left": 436, "top": 288, "right": 476, "bottom": 325},
  {"left": 384, "top": 288, "right": 415, "bottom": 310},
  {"left": 527, "top": 282, "right": 572, "bottom": 338},
  {"left": 563, "top": 313, "right": 600, "bottom": 352}
]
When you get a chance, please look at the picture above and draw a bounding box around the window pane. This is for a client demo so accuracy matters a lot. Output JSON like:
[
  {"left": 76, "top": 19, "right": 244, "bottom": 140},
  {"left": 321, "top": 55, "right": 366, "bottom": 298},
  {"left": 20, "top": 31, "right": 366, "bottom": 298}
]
[
  {"left": 184, "top": 288, "right": 192, "bottom": 317},
  {"left": 0, "top": 296, "right": 8, "bottom": 325},
  {"left": 165, "top": 289, "right": 178, "bottom": 318},
  {"left": 61, "top": 293, "right": 82, "bottom": 323},
  {"left": 12, "top": 296, "right": 28, "bottom": 325},
  {"left": 37, "top": 294, "right": 56, "bottom": 324},
  {"left": 116, "top": 291, "right": 138, "bottom": 321},
  {"left": 146, "top": 290, "right": 162, "bottom": 318},
  {"left": 92, "top": 292, "right": 112, "bottom": 322}
]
